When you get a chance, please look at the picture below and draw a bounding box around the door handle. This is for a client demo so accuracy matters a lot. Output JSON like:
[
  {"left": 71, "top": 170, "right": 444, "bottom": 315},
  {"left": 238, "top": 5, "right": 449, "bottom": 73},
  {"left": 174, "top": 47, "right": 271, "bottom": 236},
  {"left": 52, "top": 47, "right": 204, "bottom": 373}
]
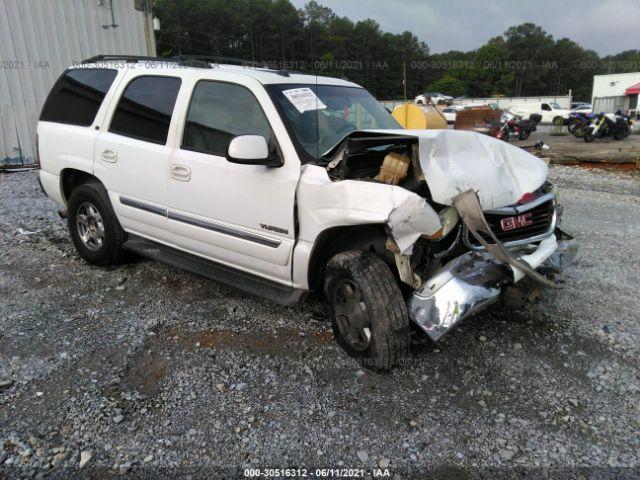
[
  {"left": 101, "top": 149, "right": 118, "bottom": 162},
  {"left": 170, "top": 164, "right": 191, "bottom": 182}
]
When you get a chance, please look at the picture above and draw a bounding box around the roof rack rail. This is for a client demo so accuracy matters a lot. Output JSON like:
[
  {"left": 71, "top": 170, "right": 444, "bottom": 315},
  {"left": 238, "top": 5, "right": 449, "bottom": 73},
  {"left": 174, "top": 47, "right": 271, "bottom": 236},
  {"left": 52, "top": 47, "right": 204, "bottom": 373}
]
[
  {"left": 168, "top": 55, "right": 215, "bottom": 68},
  {"left": 79, "top": 54, "right": 306, "bottom": 74},
  {"left": 81, "top": 54, "right": 161, "bottom": 64},
  {"left": 81, "top": 54, "right": 211, "bottom": 69}
]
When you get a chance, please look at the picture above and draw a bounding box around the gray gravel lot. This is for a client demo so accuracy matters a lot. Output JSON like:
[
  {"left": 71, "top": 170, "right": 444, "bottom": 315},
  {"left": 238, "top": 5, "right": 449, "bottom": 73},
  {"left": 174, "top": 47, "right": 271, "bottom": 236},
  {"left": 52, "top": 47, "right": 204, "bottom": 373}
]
[{"left": 0, "top": 166, "right": 639, "bottom": 479}]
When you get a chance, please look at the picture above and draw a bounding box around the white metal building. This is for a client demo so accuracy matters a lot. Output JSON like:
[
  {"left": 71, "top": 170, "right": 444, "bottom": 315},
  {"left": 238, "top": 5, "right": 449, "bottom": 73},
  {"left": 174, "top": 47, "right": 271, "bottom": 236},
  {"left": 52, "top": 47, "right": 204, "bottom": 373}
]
[
  {"left": 0, "top": 0, "right": 156, "bottom": 166},
  {"left": 592, "top": 72, "right": 640, "bottom": 115}
]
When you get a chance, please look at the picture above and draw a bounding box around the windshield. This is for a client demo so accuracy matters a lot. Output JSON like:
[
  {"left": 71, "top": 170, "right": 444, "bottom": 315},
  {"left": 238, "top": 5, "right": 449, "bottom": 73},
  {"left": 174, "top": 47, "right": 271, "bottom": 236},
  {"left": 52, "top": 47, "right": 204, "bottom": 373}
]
[
  {"left": 267, "top": 84, "right": 401, "bottom": 161},
  {"left": 550, "top": 102, "right": 562, "bottom": 109}
]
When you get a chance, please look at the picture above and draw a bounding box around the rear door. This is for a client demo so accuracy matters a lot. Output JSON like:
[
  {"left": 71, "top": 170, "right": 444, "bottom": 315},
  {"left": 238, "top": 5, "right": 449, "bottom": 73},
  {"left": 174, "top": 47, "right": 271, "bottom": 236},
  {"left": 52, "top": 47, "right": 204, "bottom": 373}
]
[
  {"left": 93, "top": 74, "right": 182, "bottom": 244},
  {"left": 38, "top": 68, "right": 121, "bottom": 190},
  {"left": 167, "top": 78, "right": 299, "bottom": 284}
]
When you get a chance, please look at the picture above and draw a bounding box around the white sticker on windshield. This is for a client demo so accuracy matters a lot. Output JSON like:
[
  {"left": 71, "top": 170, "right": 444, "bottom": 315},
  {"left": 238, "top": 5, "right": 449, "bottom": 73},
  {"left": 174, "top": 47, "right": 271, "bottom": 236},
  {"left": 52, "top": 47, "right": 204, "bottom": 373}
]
[{"left": 282, "top": 87, "right": 327, "bottom": 113}]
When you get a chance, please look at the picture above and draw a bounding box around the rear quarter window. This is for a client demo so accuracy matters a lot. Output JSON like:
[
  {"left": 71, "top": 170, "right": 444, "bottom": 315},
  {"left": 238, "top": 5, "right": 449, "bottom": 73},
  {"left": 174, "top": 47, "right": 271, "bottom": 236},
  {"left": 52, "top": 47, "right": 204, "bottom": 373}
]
[
  {"left": 40, "top": 68, "right": 118, "bottom": 126},
  {"left": 109, "top": 75, "right": 181, "bottom": 144}
]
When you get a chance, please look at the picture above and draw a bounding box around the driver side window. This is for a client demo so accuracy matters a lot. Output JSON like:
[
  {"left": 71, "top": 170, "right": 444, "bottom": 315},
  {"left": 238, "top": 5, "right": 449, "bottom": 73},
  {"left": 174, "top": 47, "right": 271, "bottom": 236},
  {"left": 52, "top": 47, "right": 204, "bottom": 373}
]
[
  {"left": 182, "top": 81, "right": 272, "bottom": 156},
  {"left": 541, "top": 103, "right": 552, "bottom": 111}
]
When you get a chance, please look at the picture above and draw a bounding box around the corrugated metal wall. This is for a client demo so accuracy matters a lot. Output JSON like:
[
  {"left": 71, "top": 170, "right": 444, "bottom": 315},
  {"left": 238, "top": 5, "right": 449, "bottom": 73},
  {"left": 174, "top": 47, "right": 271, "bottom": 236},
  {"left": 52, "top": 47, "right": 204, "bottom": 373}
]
[
  {"left": 0, "top": 0, "right": 155, "bottom": 166},
  {"left": 592, "top": 95, "right": 629, "bottom": 114}
]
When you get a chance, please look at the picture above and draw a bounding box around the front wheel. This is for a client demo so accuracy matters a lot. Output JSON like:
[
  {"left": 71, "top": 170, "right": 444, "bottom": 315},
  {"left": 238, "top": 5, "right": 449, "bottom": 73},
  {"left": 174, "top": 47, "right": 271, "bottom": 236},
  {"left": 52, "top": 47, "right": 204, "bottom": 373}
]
[
  {"left": 67, "top": 182, "right": 128, "bottom": 266},
  {"left": 325, "top": 250, "right": 410, "bottom": 371},
  {"left": 572, "top": 124, "right": 586, "bottom": 138}
]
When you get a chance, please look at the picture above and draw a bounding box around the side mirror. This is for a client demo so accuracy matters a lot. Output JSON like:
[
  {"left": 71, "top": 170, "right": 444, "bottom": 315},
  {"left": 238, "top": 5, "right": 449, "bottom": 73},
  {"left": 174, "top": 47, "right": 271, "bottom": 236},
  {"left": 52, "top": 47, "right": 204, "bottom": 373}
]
[{"left": 226, "top": 135, "right": 283, "bottom": 167}]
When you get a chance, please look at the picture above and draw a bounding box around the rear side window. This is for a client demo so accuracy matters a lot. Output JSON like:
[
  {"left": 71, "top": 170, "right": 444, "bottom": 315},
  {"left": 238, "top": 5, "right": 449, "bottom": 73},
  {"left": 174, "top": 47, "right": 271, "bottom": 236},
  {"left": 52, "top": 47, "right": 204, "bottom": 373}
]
[
  {"left": 40, "top": 68, "right": 117, "bottom": 126},
  {"left": 182, "top": 81, "right": 272, "bottom": 156},
  {"left": 110, "top": 76, "right": 181, "bottom": 144}
]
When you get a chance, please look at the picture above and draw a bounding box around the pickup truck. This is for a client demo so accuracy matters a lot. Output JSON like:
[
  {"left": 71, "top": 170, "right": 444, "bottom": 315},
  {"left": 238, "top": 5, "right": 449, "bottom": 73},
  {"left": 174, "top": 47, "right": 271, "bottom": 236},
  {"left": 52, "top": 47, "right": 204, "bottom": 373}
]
[{"left": 37, "top": 56, "right": 577, "bottom": 370}]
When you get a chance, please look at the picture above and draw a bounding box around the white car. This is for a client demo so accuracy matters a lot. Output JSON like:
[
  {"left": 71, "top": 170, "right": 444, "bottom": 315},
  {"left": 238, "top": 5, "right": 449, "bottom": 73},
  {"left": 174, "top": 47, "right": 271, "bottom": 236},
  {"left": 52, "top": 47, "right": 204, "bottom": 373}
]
[
  {"left": 571, "top": 105, "right": 593, "bottom": 114},
  {"left": 415, "top": 92, "right": 453, "bottom": 105},
  {"left": 440, "top": 106, "right": 463, "bottom": 123},
  {"left": 37, "top": 56, "right": 577, "bottom": 369},
  {"left": 508, "top": 102, "right": 572, "bottom": 124}
]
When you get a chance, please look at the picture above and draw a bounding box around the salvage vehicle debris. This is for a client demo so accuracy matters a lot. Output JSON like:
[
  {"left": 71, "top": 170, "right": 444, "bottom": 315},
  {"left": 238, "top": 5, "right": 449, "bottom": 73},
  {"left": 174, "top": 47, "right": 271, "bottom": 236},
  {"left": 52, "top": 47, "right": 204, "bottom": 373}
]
[{"left": 36, "top": 56, "right": 577, "bottom": 370}]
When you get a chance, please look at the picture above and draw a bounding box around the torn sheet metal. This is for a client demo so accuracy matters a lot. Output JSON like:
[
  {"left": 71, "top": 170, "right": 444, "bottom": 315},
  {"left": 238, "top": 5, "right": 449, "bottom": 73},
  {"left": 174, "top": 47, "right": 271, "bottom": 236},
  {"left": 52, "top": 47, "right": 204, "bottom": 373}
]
[
  {"left": 296, "top": 165, "right": 441, "bottom": 248},
  {"left": 511, "top": 234, "right": 558, "bottom": 282},
  {"left": 387, "top": 194, "right": 441, "bottom": 254},
  {"left": 407, "top": 231, "right": 576, "bottom": 341},
  {"left": 363, "top": 129, "right": 548, "bottom": 209},
  {"left": 407, "top": 252, "right": 504, "bottom": 341},
  {"left": 453, "top": 189, "right": 559, "bottom": 288}
]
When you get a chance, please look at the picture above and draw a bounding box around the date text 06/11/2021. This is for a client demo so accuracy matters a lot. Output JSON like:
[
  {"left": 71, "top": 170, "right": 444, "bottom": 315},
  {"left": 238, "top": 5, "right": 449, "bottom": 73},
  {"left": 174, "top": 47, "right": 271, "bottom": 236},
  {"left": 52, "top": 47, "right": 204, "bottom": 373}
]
[{"left": 243, "top": 467, "right": 392, "bottom": 478}]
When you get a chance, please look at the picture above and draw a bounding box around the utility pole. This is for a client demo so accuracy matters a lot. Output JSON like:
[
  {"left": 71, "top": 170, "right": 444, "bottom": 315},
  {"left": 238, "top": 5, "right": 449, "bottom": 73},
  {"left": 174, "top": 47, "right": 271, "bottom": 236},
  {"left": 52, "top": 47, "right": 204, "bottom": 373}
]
[{"left": 403, "top": 62, "right": 407, "bottom": 102}]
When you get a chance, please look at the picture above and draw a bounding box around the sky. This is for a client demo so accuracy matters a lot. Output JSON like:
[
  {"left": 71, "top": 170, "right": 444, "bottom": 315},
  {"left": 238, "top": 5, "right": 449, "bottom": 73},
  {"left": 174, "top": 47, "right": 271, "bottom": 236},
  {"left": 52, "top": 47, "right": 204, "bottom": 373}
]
[{"left": 289, "top": 0, "right": 640, "bottom": 56}]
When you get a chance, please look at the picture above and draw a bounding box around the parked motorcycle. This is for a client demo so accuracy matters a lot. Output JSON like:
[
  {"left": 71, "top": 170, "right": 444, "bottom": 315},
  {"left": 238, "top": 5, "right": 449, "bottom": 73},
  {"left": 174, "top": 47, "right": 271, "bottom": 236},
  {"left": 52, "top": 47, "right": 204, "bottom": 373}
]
[
  {"left": 568, "top": 111, "right": 596, "bottom": 137},
  {"left": 583, "top": 111, "right": 632, "bottom": 143},
  {"left": 493, "top": 112, "right": 539, "bottom": 141}
]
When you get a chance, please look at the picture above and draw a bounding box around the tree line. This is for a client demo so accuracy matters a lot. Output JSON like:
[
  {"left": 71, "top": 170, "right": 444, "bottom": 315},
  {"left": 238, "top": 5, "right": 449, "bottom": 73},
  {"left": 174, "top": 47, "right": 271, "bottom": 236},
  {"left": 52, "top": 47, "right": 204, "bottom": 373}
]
[{"left": 154, "top": 0, "right": 640, "bottom": 101}]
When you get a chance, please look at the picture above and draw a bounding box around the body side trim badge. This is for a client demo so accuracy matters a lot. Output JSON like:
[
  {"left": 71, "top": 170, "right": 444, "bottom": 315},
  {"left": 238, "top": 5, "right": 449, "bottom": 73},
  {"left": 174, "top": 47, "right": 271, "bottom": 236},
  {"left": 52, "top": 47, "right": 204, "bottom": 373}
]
[
  {"left": 119, "top": 195, "right": 167, "bottom": 217},
  {"left": 168, "top": 211, "right": 282, "bottom": 248},
  {"left": 119, "top": 196, "right": 282, "bottom": 248}
]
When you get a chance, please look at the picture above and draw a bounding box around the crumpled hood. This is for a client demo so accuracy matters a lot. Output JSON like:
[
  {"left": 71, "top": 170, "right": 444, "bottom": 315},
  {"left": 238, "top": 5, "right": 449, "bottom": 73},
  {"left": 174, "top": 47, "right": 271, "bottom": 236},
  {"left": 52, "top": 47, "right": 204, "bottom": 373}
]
[{"left": 365, "top": 129, "right": 548, "bottom": 209}]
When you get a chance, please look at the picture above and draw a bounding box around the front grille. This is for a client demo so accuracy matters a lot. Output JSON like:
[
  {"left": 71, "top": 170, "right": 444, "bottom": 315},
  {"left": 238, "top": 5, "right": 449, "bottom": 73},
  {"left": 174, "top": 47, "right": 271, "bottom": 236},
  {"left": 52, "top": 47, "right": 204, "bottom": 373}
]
[{"left": 467, "top": 197, "right": 555, "bottom": 248}]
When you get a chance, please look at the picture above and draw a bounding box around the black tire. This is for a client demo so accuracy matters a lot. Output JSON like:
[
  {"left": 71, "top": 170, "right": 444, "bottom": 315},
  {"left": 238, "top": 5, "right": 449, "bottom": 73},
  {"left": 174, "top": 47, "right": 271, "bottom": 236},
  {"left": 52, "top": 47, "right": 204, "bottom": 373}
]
[
  {"left": 518, "top": 129, "right": 531, "bottom": 140},
  {"left": 613, "top": 123, "right": 630, "bottom": 140},
  {"left": 553, "top": 116, "right": 564, "bottom": 127},
  {"left": 324, "top": 250, "right": 410, "bottom": 371},
  {"left": 572, "top": 124, "right": 586, "bottom": 138},
  {"left": 67, "top": 182, "right": 128, "bottom": 266},
  {"left": 584, "top": 132, "right": 596, "bottom": 143}
]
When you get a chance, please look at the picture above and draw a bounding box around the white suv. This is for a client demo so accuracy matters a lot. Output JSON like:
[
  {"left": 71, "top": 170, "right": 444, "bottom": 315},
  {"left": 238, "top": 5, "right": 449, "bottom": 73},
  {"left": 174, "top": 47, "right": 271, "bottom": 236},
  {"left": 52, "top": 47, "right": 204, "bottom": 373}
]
[{"left": 37, "top": 56, "right": 577, "bottom": 370}]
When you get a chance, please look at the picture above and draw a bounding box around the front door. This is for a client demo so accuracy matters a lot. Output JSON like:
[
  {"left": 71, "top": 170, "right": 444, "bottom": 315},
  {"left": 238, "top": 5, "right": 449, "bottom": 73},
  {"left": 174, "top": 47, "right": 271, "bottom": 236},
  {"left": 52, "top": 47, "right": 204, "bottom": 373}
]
[{"left": 167, "top": 80, "right": 299, "bottom": 284}]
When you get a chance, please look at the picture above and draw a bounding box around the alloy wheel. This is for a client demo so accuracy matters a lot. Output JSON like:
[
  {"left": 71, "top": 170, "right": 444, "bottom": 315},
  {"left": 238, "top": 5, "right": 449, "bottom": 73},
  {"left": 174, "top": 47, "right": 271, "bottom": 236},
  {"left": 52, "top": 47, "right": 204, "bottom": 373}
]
[{"left": 76, "top": 202, "right": 105, "bottom": 252}]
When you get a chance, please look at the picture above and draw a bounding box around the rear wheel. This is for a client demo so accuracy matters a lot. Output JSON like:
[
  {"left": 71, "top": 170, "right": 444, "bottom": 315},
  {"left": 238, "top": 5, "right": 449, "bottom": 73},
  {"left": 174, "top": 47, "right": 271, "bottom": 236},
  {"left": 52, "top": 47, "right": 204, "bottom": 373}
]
[
  {"left": 613, "top": 123, "right": 631, "bottom": 140},
  {"left": 67, "top": 183, "right": 128, "bottom": 266},
  {"left": 325, "top": 250, "right": 410, "bottom": 371},
  {"left": 518, "top": 129, "right": 531, "bottom": 140},
  {"left": 584, "top": 132, "right": 596, "bottom": 143}
]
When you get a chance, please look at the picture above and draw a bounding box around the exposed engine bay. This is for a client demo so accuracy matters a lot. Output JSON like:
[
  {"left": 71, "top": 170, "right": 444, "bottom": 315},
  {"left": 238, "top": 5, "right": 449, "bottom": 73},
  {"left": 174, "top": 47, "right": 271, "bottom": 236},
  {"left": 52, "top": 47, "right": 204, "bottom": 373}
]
[
  {"left": 315, "top": 130, "right": 555, "bottom": 287},
  {"left": 300, "top": 128, "right": 577, "bottom": 340}
]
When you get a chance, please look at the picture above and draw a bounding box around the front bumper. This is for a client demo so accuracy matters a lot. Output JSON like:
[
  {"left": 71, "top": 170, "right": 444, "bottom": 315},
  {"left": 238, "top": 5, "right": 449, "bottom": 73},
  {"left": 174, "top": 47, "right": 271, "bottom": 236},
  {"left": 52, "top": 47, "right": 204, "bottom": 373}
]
[{"left": 407, "top": 230, "right": 577, "bottom": 341}]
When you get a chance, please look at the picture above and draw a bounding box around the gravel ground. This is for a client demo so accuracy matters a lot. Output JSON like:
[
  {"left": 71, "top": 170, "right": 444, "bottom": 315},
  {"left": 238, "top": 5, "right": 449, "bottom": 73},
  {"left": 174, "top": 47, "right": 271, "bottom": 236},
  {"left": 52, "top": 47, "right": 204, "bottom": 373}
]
[{"left": 0, "top": 166, "right": 639, "bottom": 479}]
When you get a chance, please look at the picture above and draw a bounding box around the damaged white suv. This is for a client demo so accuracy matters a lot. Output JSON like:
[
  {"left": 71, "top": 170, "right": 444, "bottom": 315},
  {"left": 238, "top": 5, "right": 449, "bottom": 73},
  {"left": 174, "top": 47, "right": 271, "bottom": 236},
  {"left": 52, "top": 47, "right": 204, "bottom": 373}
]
[{"left": 37, "top": 56, "right": 577, "bottom": 370}]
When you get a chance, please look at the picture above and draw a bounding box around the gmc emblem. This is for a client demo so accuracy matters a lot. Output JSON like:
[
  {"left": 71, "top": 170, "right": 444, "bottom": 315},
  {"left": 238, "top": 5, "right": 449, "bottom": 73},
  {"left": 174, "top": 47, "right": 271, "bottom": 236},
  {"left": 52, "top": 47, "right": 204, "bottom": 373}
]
[{"left": 500, "top": 212, "right": 533, "bottom": 231}]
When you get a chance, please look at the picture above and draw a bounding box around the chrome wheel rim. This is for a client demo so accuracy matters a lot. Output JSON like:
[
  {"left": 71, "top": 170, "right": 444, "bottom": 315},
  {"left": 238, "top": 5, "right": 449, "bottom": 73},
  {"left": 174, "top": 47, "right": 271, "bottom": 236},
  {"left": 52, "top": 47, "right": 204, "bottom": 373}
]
[
  {"left": 76, "top": 202, "right": 105, "bottom": 252},
  {"left": 333, "top": 279, "right": 371, "bottom": 352}
]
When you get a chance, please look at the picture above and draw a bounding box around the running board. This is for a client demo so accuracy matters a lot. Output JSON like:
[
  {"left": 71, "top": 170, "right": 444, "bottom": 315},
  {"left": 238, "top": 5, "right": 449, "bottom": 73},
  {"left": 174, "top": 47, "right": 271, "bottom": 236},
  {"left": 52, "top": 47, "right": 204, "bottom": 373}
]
[{"left": 123, "top": 235, "right": 305, "bottom": 306}]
